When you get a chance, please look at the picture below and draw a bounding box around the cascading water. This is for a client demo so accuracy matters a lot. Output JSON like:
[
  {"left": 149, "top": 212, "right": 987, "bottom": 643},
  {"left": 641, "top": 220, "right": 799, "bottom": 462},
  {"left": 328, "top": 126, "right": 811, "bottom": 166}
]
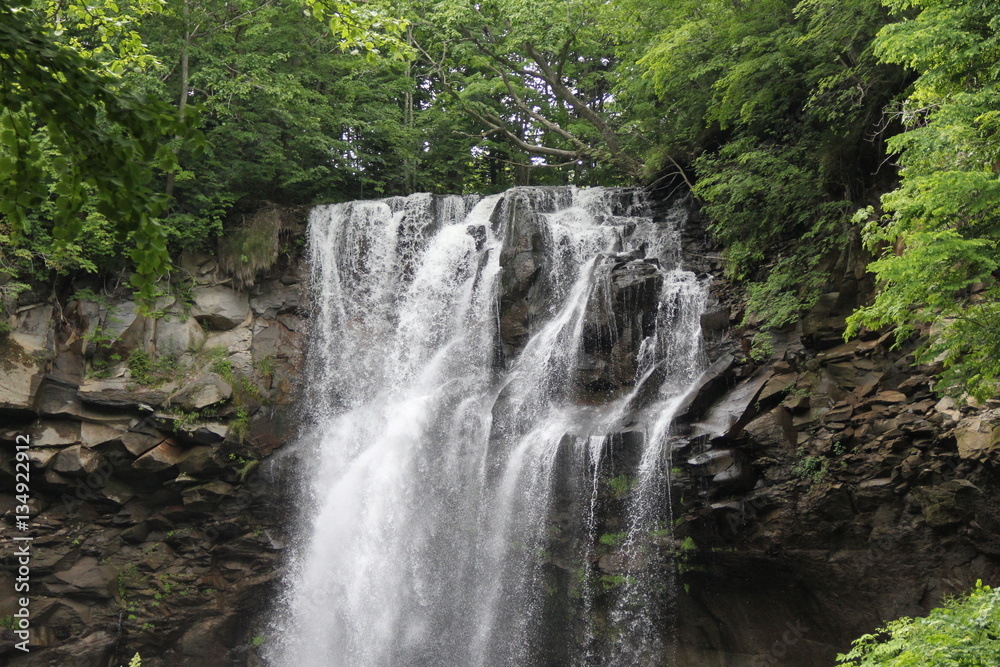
[{"left": 269, "top": 186, "right": 708, "bottom": 666}]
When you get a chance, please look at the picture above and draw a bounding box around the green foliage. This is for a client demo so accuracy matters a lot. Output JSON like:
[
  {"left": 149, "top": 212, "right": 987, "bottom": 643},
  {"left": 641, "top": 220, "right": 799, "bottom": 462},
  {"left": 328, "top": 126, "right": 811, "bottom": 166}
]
[
  {"left": 230, "top": 407, "right": 250, "bottom": 443},
  {"left": 622, "top": 0, "right": 904, "bottom": 337},
  {"left": 127, "top": 349, "right": 153, "bottom": 385},
  {"left": 605, "top": 474, "right": 636, "bottom": 498},
  {"left": 845, "top": 0, "right": 1000, "bottom": 401},
  {"left": 597, "top": 573, "right": 637, "bottom": 591},
  {"left": 0, "top": 0, "right": 200, "bottom": 300},
  {"left": 837, "top": 581, "right": 1000, "bottom": 666},
  {"left": 209, "top": 348, "right": 234, "bottom": 380},
  {"left": 127, "top": 348, "right": 180, "bottom": 386},
  {"left": 598, "top": 532, "right": 627, "bottom": 548},
  {"left": 218, "top": 207, "right": 283, "bottom": 288},
  {"left": 791, "top": 449, "right": 829, "bottom": 482}
]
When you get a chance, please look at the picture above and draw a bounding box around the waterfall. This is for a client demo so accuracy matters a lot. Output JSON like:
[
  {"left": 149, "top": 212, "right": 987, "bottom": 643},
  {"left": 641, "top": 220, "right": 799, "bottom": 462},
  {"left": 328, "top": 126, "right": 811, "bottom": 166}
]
[{"left": 268, "top": 186, "right": 708, "bottom": 666}]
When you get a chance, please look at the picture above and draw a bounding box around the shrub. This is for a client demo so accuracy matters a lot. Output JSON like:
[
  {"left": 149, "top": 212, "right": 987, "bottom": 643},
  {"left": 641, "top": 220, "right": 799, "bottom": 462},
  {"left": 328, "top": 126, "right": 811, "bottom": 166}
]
[
  {"left": 127, "top": 350, "right": 153, "bottom": 385},
  {"left": 838, "top": 581, "right": 1000, "bottom": 665}
]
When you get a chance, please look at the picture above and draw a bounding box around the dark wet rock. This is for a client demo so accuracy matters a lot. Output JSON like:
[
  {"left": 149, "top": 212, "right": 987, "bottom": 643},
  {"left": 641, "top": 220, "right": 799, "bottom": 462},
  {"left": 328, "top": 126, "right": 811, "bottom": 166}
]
[
  {"left": 671, "top": 354, "right": 738, "bottom": 422},
  {"left": 577, "top": 259, "right": 663, "bottom": 397}
]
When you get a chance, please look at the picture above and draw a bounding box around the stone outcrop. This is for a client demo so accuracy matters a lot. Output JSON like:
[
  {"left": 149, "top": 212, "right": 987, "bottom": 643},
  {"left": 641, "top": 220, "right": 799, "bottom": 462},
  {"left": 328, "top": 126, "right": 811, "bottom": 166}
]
[
  {"left": 658, "top": 259, "right": 1000, "bottom": 664},
  {"left": 0, "top": 246, "right": 306, "bottom": 667}
]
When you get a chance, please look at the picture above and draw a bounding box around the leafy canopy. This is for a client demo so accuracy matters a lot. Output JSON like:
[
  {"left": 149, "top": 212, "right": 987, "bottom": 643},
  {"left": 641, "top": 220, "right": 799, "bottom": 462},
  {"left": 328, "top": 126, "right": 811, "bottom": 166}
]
[
  {"left": 0, "top": 0, "right": 196, "bottom": 299},
  {"left": 846, "top": 0, "right": 1000, "bottom": 400}
]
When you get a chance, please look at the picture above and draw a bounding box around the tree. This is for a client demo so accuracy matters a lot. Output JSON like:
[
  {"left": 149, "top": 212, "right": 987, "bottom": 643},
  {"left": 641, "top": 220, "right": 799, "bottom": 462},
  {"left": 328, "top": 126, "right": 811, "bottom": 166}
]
[
  {"left": 409, "top": 0, "right": 645, "bottom": 184},
  {"left": 846, "top": 0, "right": 1000, "bottom": 400},
  {"left": 0, "top": 0, "right": 194, "bottom": 298}
]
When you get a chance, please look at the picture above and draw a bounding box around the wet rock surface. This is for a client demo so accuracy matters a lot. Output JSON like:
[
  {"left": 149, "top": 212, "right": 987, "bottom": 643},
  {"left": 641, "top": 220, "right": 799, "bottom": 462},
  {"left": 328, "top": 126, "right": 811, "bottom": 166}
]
[
  {"left": 659, "top": 248, "right": 1000, "bottom": 664},
  {"left": 4, "top": 192, "right": 1000, "bottom": 666}
]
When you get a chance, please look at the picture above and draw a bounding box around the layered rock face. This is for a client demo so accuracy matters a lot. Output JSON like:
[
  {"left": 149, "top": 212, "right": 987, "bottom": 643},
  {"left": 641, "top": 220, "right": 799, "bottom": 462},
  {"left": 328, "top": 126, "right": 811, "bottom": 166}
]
[
  {"left": 0, "top": 252, "right": 305, "bottom": 666},
  {"left": 491, "top": 193, "right": 1000, "bottom": 665},
  {"left": 656, "top": 232, "right": 1000, "bottom": 665},
  {"left": 4, "top": 189, "right": 1000, "bottom": 667}
]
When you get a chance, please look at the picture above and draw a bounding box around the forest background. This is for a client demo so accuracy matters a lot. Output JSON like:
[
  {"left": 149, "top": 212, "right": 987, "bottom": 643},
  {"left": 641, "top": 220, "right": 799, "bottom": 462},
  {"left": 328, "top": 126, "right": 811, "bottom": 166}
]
[{"left": 2, "top": 0, "right": 1000, "bottom": 399}]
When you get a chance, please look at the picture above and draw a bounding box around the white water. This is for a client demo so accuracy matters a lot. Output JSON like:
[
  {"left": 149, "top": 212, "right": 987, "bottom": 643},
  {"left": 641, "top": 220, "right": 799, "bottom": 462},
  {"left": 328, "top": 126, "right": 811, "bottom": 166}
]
[{"left": 269, "top": 187, "right": 708, "bottom": 666}]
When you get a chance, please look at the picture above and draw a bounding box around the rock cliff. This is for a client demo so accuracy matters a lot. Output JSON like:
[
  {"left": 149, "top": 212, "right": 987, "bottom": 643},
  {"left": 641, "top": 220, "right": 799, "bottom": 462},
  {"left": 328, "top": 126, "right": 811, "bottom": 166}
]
[
  {"left": 3, "top": 191, "right": 1000, "bottom": 666},
  {"left": 1, "top": 246, "right": 306, "bottom": 666}
]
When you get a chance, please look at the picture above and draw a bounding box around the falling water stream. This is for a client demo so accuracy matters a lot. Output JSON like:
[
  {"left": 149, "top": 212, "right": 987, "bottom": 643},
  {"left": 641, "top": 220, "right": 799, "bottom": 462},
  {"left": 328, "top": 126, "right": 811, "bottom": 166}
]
[{"left": 269, "top": 187, "right": 708, "bottom": 666}]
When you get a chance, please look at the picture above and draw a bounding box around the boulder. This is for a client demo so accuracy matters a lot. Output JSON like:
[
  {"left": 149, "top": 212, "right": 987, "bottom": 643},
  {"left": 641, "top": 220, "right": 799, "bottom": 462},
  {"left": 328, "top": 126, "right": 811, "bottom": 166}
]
[
  {"left": 955, "top": 412, "right": 1000, "bottom": 461},
  {"left": 910, "top": 481, "right": 979, "bottom": 529},
  {"left": 94, "top": 478, "right": 137, "bottom": 505},
  {"left": 52, "top": 558, "right": 116, "bottom": 598},
  {"left": 132, "top": 440, "right": 188, "bottom": 472},
  {"left": 182, "top": 480, "right": 237, "bottom": 512},
  {"left": 11, "top": 303, "right": 54, "bottom": 353},
  {"left": 100, "top": 301, "right": 141, "bottom": 340},
  {"left": 700, "top": 306, "right": 730, "bottom": 338},
  {"left": 121, "top": 430, "right": 164, "bottom": 457},
  {"left": 27, "top": 448, "right": 59, "bottom": 469},
  {"left": 52, "top": 445, "right": 102, "bottom": 476},
  {"left": 35, "top": 380, "right": 124, "bottom": 423},
  {"left": 175, "top": 422, "right": 229, "bottom": 446},
  {"left": 671, "top": 354, "right": 737, "bottom": 423},
  {"left": 205, "top": 327, "right": 253, "bottom": 355},
  {"left": 154, "top": 315, "right": 207, "bottom": 355},
  {"left": 80, "top": 422, "right": 127, "bottom": 448},
  {"left": 191, "top": 285, "right": 250, "bottom": 329},
  {"left": 178, "top": 446, "right": 226, "bottom": 477},
  {"left": 249, "top": 279, "right": 301, "bottom": 318},
  {"left": 691, "top": 370, "right": 772, "bottom": 439},
  {"left": 0, "top": 352, "right": 44, "bottom": 417},
  {"left": 33, "top": 420, "right": 81, "bottom": 447},
  {"left": 50, "top": 345, "right": 86, "bottom": 385},
  {"left": 179, "top": 250, "right": 217, "bottom": 278},
  {"left": 169, "top": 373, "right": 233, "bottom": 411}
]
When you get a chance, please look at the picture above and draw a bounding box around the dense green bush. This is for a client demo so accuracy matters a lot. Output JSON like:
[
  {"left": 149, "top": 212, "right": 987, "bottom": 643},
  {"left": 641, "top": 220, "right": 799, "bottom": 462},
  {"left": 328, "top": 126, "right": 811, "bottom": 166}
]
[{"left": 838, "top": 581, "right": 1000, "bottom": 666}]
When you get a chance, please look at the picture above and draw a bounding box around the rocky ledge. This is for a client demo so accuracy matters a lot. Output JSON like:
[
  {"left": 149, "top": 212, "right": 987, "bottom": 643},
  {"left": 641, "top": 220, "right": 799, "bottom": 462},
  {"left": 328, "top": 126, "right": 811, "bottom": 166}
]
[
  {"left": 666, "top": 281, "right": 1000, "bottom": 664},
  {"left": 1, "top": 250, "right": 306, "bottom": 666}
]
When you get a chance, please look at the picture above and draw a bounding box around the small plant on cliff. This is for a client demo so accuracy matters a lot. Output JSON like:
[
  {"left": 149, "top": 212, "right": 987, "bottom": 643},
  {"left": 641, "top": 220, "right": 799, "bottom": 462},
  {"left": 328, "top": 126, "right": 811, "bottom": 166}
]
[
  {"left": 605, "top": 474, "right": 636, "bottom": 498},
  {"left": 791, "top": 449, "right": 829, "bottom": 482},
  {"left": 837, "top": 581, "right": 1000, "bottom": 665},
  {"left": 210, "top": 350, "right": 234, "bottom": 380},
  {"left": 255, "top": 355, "right": 274, "bottom": 380},
  {"left": 127, "top": 350, "right": 153, "bottom": 385},
  {"left": 598, "top": 532, "right": 627, "bottom": 548},
  {"left": 230, "top": 407, "right": 250, "bottom": 443}
]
